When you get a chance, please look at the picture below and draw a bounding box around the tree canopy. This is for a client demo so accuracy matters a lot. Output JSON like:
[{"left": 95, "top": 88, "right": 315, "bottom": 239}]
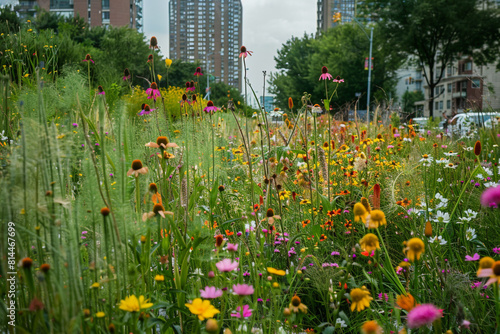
[{"left": 365, "top": 0, "right": 500, "bottom": 117}]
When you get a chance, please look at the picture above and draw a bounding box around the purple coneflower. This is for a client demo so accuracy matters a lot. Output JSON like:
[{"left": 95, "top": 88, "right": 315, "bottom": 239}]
[
  {"left": 146, "top": 82, "right": 161, "bottom": 101},
  {"left": 123, "top": 68, "right": 131, "bottom": 81},
  {"left": 82, "top": 54, "right": 94, "bottom": 63},
  {"left": 194, "top": 67, "right": 203, "bottom": 76},
  {"left": 232, "top": 284, "right": 254, "bottom": 296},
  {"left": 149, "top": 36, "right": 158, "bottom": 49},
  {"left": 97, "top": 85, "right": 105, "bottom": 95},
  {"left": 319, "top": 66, "right": 333, "bottom": 81},
  {"left": 200, "top": 286, "right": 223, "bottom": 299},
  {"left": 333, "top": 75, "right": 344, "bottom": 83},
  {"left": 407, "top": 304, "right": 442, "bottom": 329},
  {"left": 204, "top": 100, "right": 218, "bottom": 114},
  {"left": 239, "top": 45, "right": 253, "bottom": 58},
  {"left": 72, "top": 123, "right": 78, "bottom": 127},
  {"left": 216, "top": 258, "right": 239, "bottom": 272},
  {"left": 138, "top": 104, "right": 155, "bottom": 116}
]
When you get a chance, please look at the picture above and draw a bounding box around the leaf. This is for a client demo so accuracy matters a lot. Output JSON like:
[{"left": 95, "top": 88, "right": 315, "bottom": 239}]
[{"left": 253, "top": 181, "right": 263, "bottom": 197}]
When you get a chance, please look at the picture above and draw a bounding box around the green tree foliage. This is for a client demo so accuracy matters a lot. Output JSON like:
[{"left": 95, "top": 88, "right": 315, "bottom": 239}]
[
  {"left": 270, "top": 25, "right": 403, "bottom": 114},
  {"left": 0, "top": 5, "right": 20, "bottom": 34},
  {"left": 401, "top": 90, "right": 424, "bottom": 118},
  {"left": 209, "top": 81, "right": 244, "bottom": 108},
  {"left": 365, "top": 0, "right": 500, "bottom": 117}
]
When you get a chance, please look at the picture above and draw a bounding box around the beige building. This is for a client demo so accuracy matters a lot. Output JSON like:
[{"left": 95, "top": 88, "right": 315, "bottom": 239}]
[
  {"left": 418, "top": 57, "right": 500, "bottom": 117},
  {"left": 168, "top": 0, "right": 242, "bottom": 90},
  {"left": 17, "top": 0, "right": 143, "bottom": 30}
]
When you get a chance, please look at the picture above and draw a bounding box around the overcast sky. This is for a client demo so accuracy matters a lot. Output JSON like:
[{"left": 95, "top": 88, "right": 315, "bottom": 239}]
[{"left": 143, "top": 0, "right": 317, "bottom": 99}]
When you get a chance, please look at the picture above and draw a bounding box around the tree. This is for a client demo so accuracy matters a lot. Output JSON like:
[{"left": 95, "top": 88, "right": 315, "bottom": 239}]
[
  {"left": 367, "top": 0, "right": 500, "bottom": 117},
  {"left": 401, "top": 90, "right": 424, "bottom": 118},
  {"left": 270, "top": 25, "right": 403, "bottom": 114},
  {"left": 0, "top": 5, "right": 20, "bottom": 34}
]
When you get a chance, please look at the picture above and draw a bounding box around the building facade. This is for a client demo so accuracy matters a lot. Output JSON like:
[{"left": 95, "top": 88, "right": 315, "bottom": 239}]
[
  {"left": 419, "top": 57, "right": 500, "bottom": 117},
  {"left": 317, "top": 0, "right": 358, "bottom": 32},
  {"left": 169, "top": 0, "right": 242, "bottom": 89},
  {"left": 16, "top": 0, "right": 143, "bottom": 31}
]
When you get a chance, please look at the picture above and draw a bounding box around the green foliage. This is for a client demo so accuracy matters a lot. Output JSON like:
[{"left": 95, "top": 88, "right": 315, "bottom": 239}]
[
  {"left": 367, "top": 0, "right": 500, "bottom": 117},
  {"left": 390, "top": 111, "right": 400, "bottom": 128},
  {"left": 401, "top": 90, "right": 424, "bottom": 117},
  {"left": 270, "top": 25, "right": 403, "bottom": 112},
  {"left": 0, "top": 5, "right": 20, "bottom": 34}
]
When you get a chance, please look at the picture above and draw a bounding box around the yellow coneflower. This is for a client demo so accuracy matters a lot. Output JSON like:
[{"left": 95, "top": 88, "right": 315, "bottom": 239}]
[
  {"left": 361, "top": 320, "right": 382, "bottom": 334},
  {"left": 350, "top": 287, "right": 372, "bottom": 312},
  {"left": 154, "top": 275, "right": 164, "bottom": 282},
  {"left": 396, "top": 293, "right": 416, "bottom": 312},
  {"left": 145, "top": 136, "right": 178, "bottom": 149},
  {"left": 405, "top": 238, "right": 425, "bottom": 262},
  {"left": 366, "top": 209, "right": 386, "bottom": 229},
  {"left": 477, "top": 256, "right": 495, "bottom": 276},
  {"left": 359, "top": 233, "right": 380, "bottom": 253},
  {"left": 289, "top": 294, "right": 308, "bottom": 314},
  {"left": 478, "top": 260, "right": 500, "bottom": 286},
  {"left": 127, "top": 159, "right": 148, "bottom": 177},
  {"left": 353, "top": 203, "right": 368, "bottom": 224}
]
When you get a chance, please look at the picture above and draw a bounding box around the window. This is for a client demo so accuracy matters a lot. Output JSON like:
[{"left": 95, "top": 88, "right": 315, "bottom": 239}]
[
  {"left": 472, "top": 79, "right": 481, "bottom": 88},
  {"left": 465, "top": 61, "right": 472, "bottom": 71},
  {"left": 447, "top": 84, "right": 452, "bottom": 93},
  {"left": 447, "top": 100, "right": 451, "bottom": 109},
  {"left": 102, "top": 11, "right": 110, "bottom": 20},
  {"left": 447, "top": 65, "right": 452, "bottom": 76},
  {"left": 439, "top": 101, "right": 443, "bottom": 110},
  {"left": 435, "top": 102, "right": 439, "bottom": 110}
]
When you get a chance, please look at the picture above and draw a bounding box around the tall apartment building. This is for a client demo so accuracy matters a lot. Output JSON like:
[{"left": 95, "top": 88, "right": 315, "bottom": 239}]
[
  {"left": 417, "top": 58, "right": 500, "bottom": 117},
  {"left": 317, "top": 0, "right": 357, "bottom": 32},
  {"left": 169, "top": 0, "right": 243, "bottom": 89},
  {"left": 16, "top": 0, "right": 143, "bottom": 31}
]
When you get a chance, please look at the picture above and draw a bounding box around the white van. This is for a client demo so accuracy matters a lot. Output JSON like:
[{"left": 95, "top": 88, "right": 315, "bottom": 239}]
[{"left": 449, "top": 112, "right": 500, "bottom": 136}]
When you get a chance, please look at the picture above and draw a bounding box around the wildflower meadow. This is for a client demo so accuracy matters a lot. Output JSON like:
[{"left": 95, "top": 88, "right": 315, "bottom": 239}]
[{"left": 2, "top": 22, "right": 500, "bottom": 334}]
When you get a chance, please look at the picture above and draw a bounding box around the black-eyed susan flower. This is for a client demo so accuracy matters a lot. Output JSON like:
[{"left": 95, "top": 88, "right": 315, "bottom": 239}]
[
  {"left": 289, "top": 294, "right": 307, "bottom": 313},
  {"left": 359, "top": 233, "right": 380, "bottom": 253},
  {"left": 349, "top": 287, "right": 372, "bottom": 312},
  {"left": 366, "top": 209, "right": 386, "bottom": 229},
  {"left": 127, "top": 159, "right": 148, "bottom": 177},
  {"left": 405, "top": 238, "right": 425, "bottom": 262}
]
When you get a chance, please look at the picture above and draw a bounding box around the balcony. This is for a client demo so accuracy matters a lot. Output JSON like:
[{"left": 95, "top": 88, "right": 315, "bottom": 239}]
[{"left": 452, "top": 91, "right": 467, "bottom": 98}]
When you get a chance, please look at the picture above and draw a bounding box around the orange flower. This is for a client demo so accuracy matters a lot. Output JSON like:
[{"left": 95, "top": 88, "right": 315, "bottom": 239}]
[
  {"left": 127, "top": 160, "right": 148, "bottom": 177},
  {"left": 396, "top": 293, "right": 417, "bottom": 312}
]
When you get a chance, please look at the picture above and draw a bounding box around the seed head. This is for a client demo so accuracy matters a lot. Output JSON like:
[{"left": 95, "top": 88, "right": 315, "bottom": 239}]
[
  {"left": 156, "top": 136, "right": 168, "bottom": 147},
  {"left": 22, "top": 257, "right": 33, "bottom": 269},
  {"left": 150, "top": 36, "right": 158, "bottom": 48},
  {"left": 131, "top": 159, "right": 143, "bottom": 170},
  {"left": 40, "top": 263, "right": 50, "bottom": 273},
  {"left": 150, "top": 82, "right": 158, "bottom": 90},
  {"left": 100, "top": 207, "right": 110, "bottom": 216}
]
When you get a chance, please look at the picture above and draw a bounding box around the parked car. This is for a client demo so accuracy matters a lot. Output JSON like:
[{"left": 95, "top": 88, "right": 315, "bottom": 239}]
[{"left": 449, "top": 112, "right": 500, "bottom": 136}]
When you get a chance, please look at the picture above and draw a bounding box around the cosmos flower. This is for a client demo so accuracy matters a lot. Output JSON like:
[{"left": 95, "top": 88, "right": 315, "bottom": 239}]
[
  {"left": 231, "top": 304, "right": 252, "bottom": 318},
  {"left": 232, "top": 284, "right": 254, "bottom": 296},
  {"left": 216, "top": 259, "right": 239, "bottom": 272},
  {"left": 200, "top": 286, "right": 223, "bottom": 299}
]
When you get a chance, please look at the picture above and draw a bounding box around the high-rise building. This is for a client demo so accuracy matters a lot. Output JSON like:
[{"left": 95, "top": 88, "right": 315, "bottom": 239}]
[
  {"left": 169, "top": 0, "right": 243, "bottom": 90},
  {"left": 317, "top": 0, "right": 357, "bottom": 33},
  {"left": 16, "top": 0, "right": 143, "bottom": 31}
]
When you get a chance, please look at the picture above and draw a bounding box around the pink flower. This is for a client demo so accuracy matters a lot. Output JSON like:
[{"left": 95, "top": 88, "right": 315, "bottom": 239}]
[
  {"left": 216, "top": 259, "right": 239, "bottom": 272},
  {"left": 319, "top": 66, "right": 333, "bottom": 81},
  {"left": 230, "top": 304, "right": 252, "bottom": 318},
  {"left": 185, "top": 81, "right": 195, "bottom": 92},
  {"left": 493, "top": 247, "right": 500, "bottom": 254},
  {"left": 480, "top": 185, "right": 500, "bottom": 207},
  {"left": 82, "top": 54, "right": 94, "bottom": 64},
  {"left": 200, "top": 286, "right": 223, "bottom": 299},
  {"left": 407, "top": 304, "right": 442, "bottom": 329},
  {"left": 239, "top": 46, "right": 253, "bottom": 58},
  {"left": 232, "top": 284, "right": 254, "bottom": 296},
  {"left": 227, "top": 243, "right": 238, "bottom": 252},
  {"left": 146, "top": 82, "right": 161, "bottom": 101},
  {"left": 333, "top": 76, "right": 344, "bottom": 83},
  {"left": 204, "top": 100, "right": 218, "bottom": 114},
  {"left": 465, "top": 253, "right": 480, "bottom": 261},
  {"left": 194, "top": 67, "right": 203, "bottom": 76}
]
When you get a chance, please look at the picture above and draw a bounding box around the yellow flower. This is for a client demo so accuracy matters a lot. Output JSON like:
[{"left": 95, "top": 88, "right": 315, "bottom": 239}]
[
  {"left": 477, "top": 260, "right": 500, "bottom": 286},
  {"left": 185, "top": 298, "right": 220, "bottom": 321},
  {"left": 119, "top": 295, "right": 153, "bottom": 312},
  {"left": 353, "top": 203, "right": 368, "bottom": 224},
  {"left": 155, "top": 274, "right": 165, "bottom": 282},
  {"left": 405, "top": 238, "right": 424, "bottom": 262},
  {"left": 157, "top": 74, "right": 162, "bottom": 81},
  {"left": 95, "top": 311, "right": 105, "bottom": 318},
  {"left": 90, "top": 282, "right": 100, "bottom": 289},
  {"left": 267, "top": 267, "right": 286, "bottom": 276},
  {"left": 350, "top": 287, "right": 372, "bottom": 312},
  {"left": 477, "top": 256, "right": 495, "bottom": 276},
  {"left": 165, "top": 58, "right": 172, "bottom": 68},
  {"left": 366, "top": 209, "right": 386, "bottom": 229},
  {"left": 396, "top": 293, "right": 416, "bottom": 312},
  {"left": 359, "top": 233, "right": 380, "bottom": 253},
  {"left": 272, "top": 282, "right": 280, "bottom": 288}
]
